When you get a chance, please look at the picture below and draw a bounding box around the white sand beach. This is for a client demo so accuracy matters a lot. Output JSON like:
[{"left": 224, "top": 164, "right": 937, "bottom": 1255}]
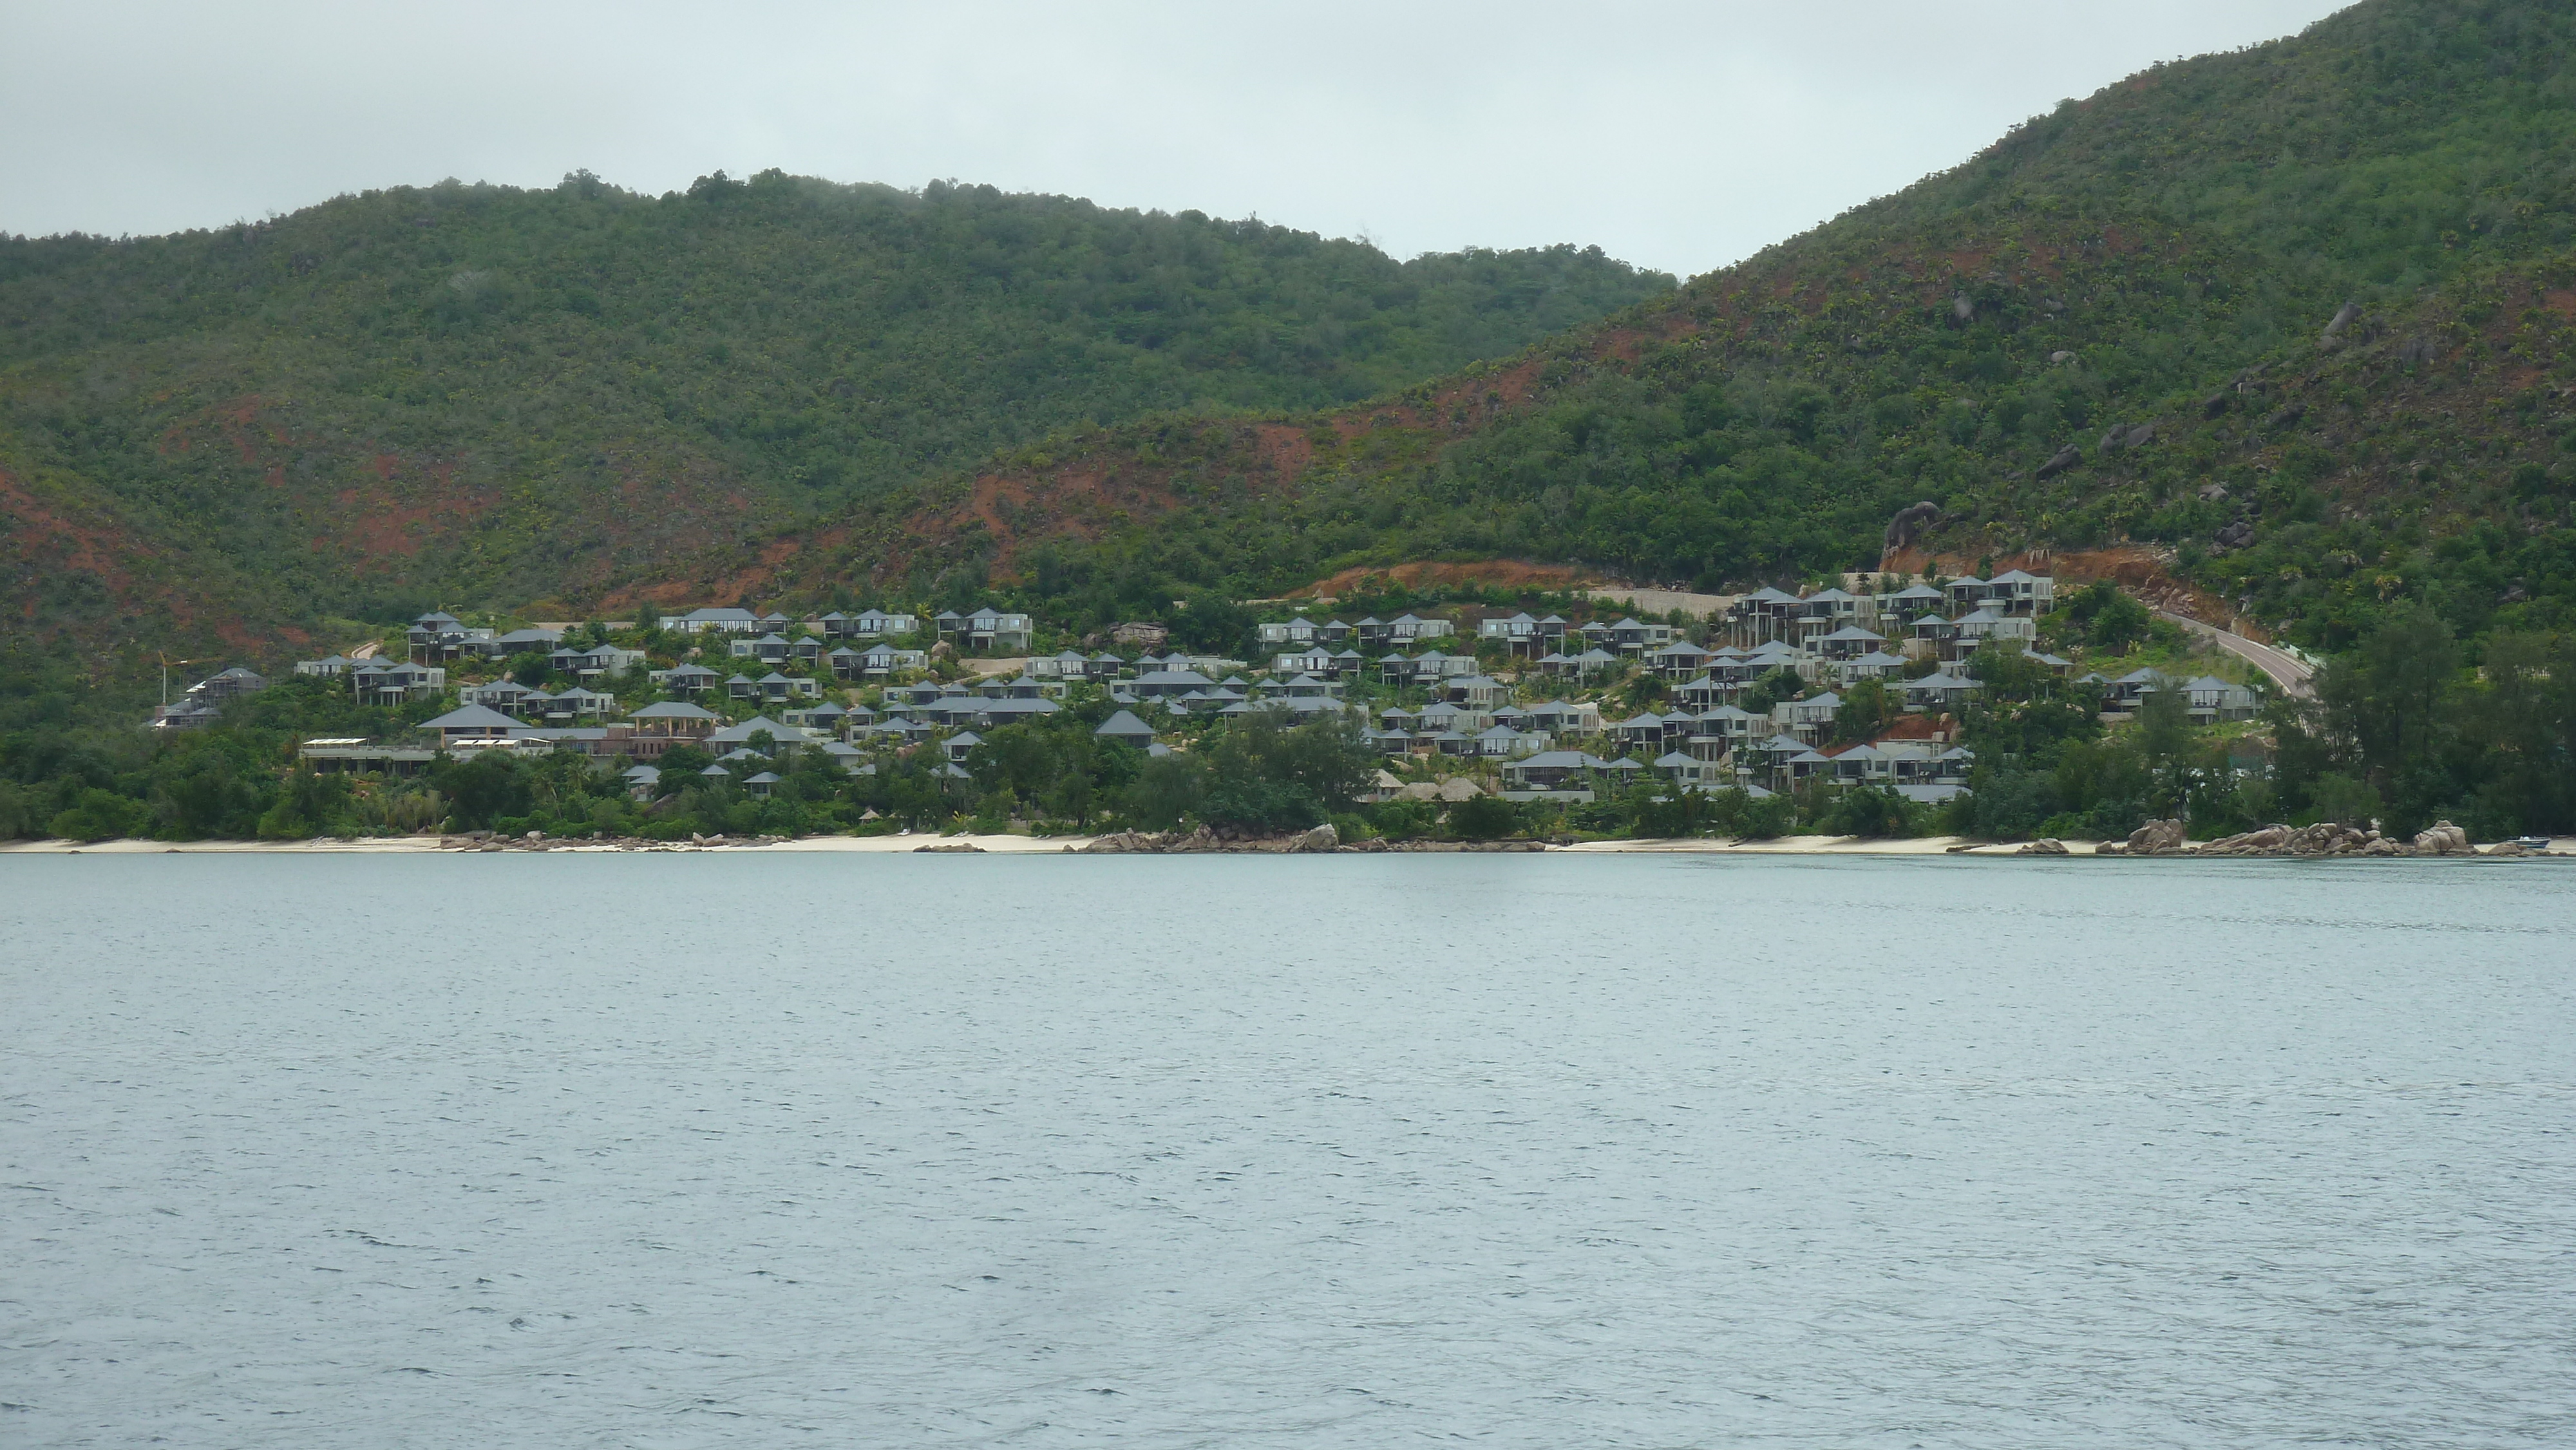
[
  {"left": 0, "top": 831, "right": 2022, "bottom": 856},
  {"left": 9, "top": 833, "right": 2560, "bottom": 858}
]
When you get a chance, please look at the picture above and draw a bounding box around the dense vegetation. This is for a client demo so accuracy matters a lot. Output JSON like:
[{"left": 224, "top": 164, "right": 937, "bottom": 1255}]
[
  {"left": 0, "top": 173, "right": 1671, "bottom": 640},
  {"left": 10, "top": 0, "right": 2576, "bottom": 843},
  {"left": 12, "top": 553, "right": 2574, "bottom": 841},
  {"left": 737, "top": 0, "right": 2576, "bottom": 646}
]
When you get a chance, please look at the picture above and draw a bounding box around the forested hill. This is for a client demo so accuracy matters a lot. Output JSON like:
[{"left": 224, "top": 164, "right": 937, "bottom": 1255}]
[
  {"left": 681, "top": 0, "right": 2576, "bottom": 655},
  {"left": 0, "top": 173, "right": 1671, "bottom": 648}
]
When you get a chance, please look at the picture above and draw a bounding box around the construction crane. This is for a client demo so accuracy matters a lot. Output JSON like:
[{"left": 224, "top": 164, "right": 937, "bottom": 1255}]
[{"left": 156, "top": 653, "right": 213, "bottom": 709}]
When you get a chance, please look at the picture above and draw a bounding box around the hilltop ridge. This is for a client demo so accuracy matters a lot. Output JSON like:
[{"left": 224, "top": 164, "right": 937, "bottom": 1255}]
[
  {"left": 0, "top": 173, "right": 1671, "bottom": 648},
  {"left": 632, "top": 0, "right": 2576, "bottom": 656}
]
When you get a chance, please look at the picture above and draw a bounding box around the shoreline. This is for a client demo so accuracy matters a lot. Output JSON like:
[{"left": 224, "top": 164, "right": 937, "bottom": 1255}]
[{"left": 5, "top": 833, "right": 2568, "bottom": 858}]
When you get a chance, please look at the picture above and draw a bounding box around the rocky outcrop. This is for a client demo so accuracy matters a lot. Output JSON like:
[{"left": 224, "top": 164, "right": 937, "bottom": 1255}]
[
  {"left": 2079, "top": 818, "right": 2527, "bottom": 860},
  {"left": 2034, "top": 444, "right": 2082, "bottom": 480},
  {"left": 1081, "top": 822, "right": 1337, "bottom": 854},
  {"left": 2018, "top": 838, "right": 2069, "bottom": 855},
  {"left": 2199, "top": 821, "right": 2380, "bottom": 856},
  {"left": 2413, "top": 820, "right": 2470, "bottom": 855},
  {"left": 1289, "top": 823, "right": 1340, "bottom": 853},
  {"left": 2320, "top": 298, "right": 2362, "bottom": 344},
  {"left": 1884, "top": 500, "right": 1942, "bottom": 552},
  {"left": 2098, "top": 423, "right": 2155, "bottom": 454},
  {"left": 1079, "top": 829, "right": 1167, "bottom": 853},
  {"left": 2127, "top": 818, "right": 2190, "bottom": 854}
]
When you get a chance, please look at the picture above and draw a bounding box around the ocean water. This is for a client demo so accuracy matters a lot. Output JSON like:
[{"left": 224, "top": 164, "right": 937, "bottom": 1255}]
[{"left": 3, "top": 852, "right": 2572, "bottom": 1449}]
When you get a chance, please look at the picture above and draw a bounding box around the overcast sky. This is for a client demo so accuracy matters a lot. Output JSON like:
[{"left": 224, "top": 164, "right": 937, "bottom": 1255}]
[{"left": 3, "top": 1, "right": 2350, "bottom": 279}]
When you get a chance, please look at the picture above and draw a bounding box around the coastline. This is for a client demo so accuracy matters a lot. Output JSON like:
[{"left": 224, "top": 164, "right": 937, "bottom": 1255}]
[
  {"left": 8, "top": 833, "right": 2568, "bottom": 858},
  {"left": 0, "top": 832, "right": 2018, "bottom": 856}
]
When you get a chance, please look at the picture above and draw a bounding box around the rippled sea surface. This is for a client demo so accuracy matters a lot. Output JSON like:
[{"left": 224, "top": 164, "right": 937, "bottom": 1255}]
[{"left": 5, "top": 852, "right": 2573, "bottom": 1447}]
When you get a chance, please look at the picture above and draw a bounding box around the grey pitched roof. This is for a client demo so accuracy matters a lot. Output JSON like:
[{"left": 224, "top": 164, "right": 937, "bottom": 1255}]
[
  {"left": 420, "top": 704, "right": 521, "bottom": 731},
  {"left": 706, "top": 715, "right": 808, "bottom": 744},
  {"left": 1094, "top": 710, "right": 1155, "bottom": 738}
]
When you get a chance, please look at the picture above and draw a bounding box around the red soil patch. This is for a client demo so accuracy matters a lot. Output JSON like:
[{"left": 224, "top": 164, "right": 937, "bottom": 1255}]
[
  {"left": 2541, "top": 290, "right": 2576, "bottom": 322},
  {"left": 0, "top": 466, "right": 145, "bottom": 611},
  {"left": 0, "top": 464, "right": 285, "bottom": 653},
  {"left": 1253, "top": 422, "right": 1317, "bottom": 475}
]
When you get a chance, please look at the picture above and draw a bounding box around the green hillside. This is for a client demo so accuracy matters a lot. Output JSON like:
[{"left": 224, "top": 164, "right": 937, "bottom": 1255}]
[
  {"left": 0, "top": 172, "right": 1671, "bottom": 641},
  {"left": 706, "top": 0, "right": 2575, "bottom": 655},
  {"left": 11, "top": 0, "right": 2576, "bottom": 843}
]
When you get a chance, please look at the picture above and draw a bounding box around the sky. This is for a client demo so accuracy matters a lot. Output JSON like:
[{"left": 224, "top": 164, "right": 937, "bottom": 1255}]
[{"left": 1, "top": 1, "right": 2354, "bottom": 281}]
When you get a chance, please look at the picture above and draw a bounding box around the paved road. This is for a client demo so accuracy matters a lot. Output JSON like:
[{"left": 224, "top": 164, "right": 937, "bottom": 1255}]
[{"left": 2157, "top": 610, "right": 2316, "bottom": 698}]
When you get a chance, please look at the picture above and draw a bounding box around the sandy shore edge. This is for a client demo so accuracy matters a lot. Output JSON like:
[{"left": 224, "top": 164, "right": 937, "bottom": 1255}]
[
  {"left": 5, "top": 833, "right": 2565, "bottom": 858},
  {"left": 0, "top": 833, "right": 2005, "bottom": 856}
]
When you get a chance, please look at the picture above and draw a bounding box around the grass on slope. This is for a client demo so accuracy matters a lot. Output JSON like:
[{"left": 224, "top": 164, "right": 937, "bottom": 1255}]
[
  {"left": 0, "top": 171, "right": 1672, "bottom": 637},
  {"left": 681, "top": 0, "right": 2576, "bottom": 654}
]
